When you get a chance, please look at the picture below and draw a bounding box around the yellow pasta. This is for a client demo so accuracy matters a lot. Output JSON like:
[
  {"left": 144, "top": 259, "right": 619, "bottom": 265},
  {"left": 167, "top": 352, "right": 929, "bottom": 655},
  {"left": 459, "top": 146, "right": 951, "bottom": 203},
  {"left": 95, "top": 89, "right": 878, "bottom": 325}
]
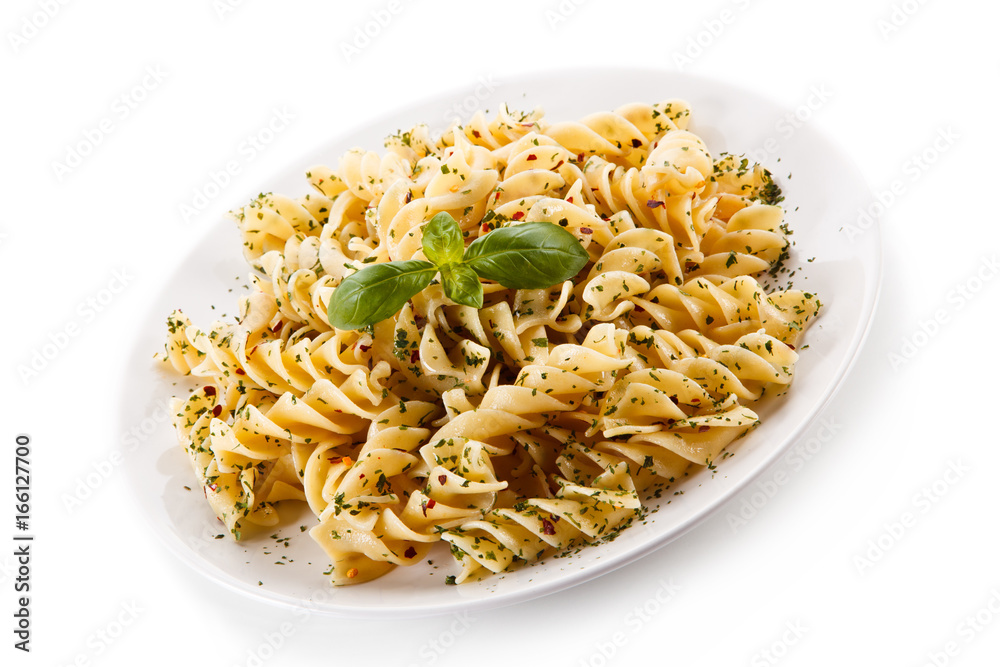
[{"left": 159, "top": 100, "right": 820, "bottom": 585}]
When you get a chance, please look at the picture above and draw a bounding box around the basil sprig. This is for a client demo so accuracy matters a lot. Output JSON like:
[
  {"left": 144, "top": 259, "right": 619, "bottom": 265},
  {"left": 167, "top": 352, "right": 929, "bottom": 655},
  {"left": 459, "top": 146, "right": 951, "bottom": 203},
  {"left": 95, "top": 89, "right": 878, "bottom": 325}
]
[{"left": 327, "top": 212, "right": 589, "bottom": 330}]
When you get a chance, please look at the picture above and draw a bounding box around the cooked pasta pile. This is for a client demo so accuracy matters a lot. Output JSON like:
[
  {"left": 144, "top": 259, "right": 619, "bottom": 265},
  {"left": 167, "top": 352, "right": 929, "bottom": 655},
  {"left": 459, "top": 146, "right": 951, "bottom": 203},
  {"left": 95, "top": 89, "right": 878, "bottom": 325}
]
[{"left": 161, "top": 101, "right": 820, "bottom": 585}]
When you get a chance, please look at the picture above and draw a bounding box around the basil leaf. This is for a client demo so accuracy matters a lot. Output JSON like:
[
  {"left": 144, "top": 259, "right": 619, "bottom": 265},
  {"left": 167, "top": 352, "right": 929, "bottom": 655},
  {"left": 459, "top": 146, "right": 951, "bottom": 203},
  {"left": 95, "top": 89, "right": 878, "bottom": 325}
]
[
  {"left": 327, "top": 260, "right": 437, "bottom": 330},
  {"left": 463, "top": 221, "right": 590, "bottom": 289},
  {"left": 440, "top": 263, "right": 484, "bottom": 308},
  {"left": 421, "top": 212, "right": 464, "bottom": 267}
]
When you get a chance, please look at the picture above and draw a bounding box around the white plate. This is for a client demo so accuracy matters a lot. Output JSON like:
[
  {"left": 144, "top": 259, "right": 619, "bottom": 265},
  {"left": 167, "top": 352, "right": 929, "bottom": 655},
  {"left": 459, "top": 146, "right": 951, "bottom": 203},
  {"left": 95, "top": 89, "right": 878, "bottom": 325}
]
[{"left": 120, "top": 67, "right": 881, "bottom": 617}]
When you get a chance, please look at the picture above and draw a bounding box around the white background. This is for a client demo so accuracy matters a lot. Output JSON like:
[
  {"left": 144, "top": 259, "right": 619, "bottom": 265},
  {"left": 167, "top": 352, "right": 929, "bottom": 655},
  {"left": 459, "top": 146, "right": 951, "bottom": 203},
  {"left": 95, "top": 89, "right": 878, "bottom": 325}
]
[{"left": 3, "top": 0, "right": 999, "bottom": 665}]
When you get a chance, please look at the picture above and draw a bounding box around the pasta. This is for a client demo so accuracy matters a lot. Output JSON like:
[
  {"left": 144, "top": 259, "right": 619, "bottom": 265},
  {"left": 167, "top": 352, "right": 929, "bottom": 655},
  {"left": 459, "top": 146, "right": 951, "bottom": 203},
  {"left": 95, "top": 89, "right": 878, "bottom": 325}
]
[{"left": 160, "top": 100, "right": 820, "bottom": 586}]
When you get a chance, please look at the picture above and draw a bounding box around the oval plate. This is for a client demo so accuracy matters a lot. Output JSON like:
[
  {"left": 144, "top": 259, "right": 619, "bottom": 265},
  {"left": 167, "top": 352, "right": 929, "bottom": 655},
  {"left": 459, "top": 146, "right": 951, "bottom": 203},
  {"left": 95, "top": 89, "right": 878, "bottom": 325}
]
[{"left": 120, "top": 67, "right": 881, "bottom": 617}]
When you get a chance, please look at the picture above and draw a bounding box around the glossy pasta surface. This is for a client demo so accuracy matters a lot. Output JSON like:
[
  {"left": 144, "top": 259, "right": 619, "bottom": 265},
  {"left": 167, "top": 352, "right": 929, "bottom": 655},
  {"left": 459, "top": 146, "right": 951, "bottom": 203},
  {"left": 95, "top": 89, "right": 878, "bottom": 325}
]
[{"left": 161, "top": 101, "right": 820, "bottom": 585}]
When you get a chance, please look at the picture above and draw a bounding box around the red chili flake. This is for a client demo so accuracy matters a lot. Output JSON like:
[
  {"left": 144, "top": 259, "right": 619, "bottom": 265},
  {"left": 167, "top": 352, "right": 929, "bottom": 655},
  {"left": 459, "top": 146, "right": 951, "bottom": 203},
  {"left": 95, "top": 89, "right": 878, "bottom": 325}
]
[
  {"left": 404, "top": 546, "right": 417, "bottom": 559},
  {"left": 208, "top": 483, "right": 218, "bottom": 492},
  {"left": 567, "top": 196, "right": 574, "bottom": 203},
  {"left": 421, "top": 498, "right": 437, "bottom": 517},
  {"left": 691, "top": 398, "right": 700, "bottom": 403},
  {"left": 212, "top": 405, "right": 223, "bottom": 417},
  {"left": 577, "top": 152, "right": 585, "bottom": 162},
  {"left": 410, "top": 349, "right": 420, "bottom": 364},
  {"left": 271, "top": 321, "right": 283, "bottom": 334},
  {"left": 631, "top": 138, "right": 642, "bottom": 148},
  {"left": 494, "top": 191, "right": 502, "bottom": 201},
  {"left": 580, "top": 227, "right": 593, "bottom": 235},
  {"left": 358, "top": 473, "right": 365, "bottom": 479},
  {"left": 327, "top": 456, "right": 343, "bottom": 464},
  {"left": 472, "top": 129, "right": 481, "bottom": 138},
  {"left": 481, "top": 223, "right": 491, "bottom": 233},
  {"left": 248, "top": 345, "right": 259, "bottom": 356},
  {"left": 698, "top": 425, "right": 710, "bottom": 433},
  {"left": 404, "top": 191, "right": 413, "bottom": 204},
  {"left": 235, "top": 368, "right": 246, "bottom": 375},
  {"left": 438, "top": 474, "right": 447, "bottom": 485},
  {"left": 204, "top": 386, "right": 217, "bottom": 396},
  {"left": 787, "top": 344, "right": 796, "bottom": 350},
  {"left": 541, "top": 519, "right": 556, "bottom": 535},
  {"left": 526, "top": 154, "right": 538, "bottom": 161},
  {"left": 511, "top": 211, "right": 525, "bottom": 221},
  {"left": 358, "top": 344, "right": 371, "bottom": 352},
  {"left": 647, "top": 199, "right": 665, "bottom": 208},
  {"left": 554, "top": 160, "right": 564, "bottom": 169}
]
